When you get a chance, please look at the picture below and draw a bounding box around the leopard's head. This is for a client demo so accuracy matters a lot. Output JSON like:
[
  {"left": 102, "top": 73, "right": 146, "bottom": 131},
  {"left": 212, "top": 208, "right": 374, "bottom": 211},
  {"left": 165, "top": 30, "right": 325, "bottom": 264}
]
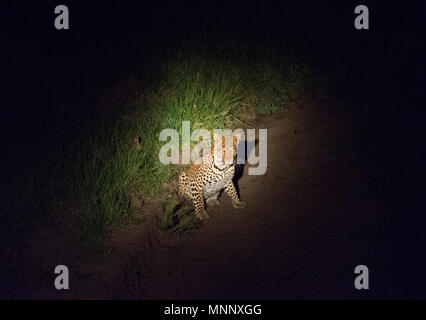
[{"left": 213, "top": 132, "right": 242, "bottom": 166}]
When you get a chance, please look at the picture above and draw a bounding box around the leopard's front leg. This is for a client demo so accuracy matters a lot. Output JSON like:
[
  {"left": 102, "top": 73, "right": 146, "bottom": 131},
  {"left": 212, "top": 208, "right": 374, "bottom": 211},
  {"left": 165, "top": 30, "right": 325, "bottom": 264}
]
[
  {"left": 224, "top": 181, "right": 247, "bottom": 209},
  {"left": 191, "top": 184, "right": 210, "bottom": 220}
]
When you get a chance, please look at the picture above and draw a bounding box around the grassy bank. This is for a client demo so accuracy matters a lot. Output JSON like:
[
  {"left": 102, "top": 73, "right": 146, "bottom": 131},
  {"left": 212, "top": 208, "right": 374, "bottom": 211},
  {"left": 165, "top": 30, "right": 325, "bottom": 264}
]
[{"left": 14, "top": 37, "right": 311, "bottom": 248}]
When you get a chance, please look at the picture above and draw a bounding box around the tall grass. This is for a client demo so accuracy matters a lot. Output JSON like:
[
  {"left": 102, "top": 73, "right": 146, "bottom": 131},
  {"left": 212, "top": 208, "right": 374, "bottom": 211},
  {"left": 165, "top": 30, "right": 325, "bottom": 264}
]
[{"left": 15, "top": 37, "right": 311, "bottom": 249}]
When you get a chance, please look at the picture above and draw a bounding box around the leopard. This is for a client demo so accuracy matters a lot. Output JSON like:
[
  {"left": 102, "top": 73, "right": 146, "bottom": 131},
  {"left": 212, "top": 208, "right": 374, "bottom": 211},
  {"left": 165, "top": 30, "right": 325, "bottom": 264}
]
[{"left": 178, "top": 133, "right": 247, "bottom": 220}]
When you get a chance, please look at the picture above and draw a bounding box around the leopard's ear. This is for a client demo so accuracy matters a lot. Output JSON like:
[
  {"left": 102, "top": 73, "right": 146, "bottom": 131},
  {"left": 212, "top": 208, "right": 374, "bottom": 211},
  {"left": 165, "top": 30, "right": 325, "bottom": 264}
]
[{"left": 233, "top": 132, "right": 242, "bottom": 148}]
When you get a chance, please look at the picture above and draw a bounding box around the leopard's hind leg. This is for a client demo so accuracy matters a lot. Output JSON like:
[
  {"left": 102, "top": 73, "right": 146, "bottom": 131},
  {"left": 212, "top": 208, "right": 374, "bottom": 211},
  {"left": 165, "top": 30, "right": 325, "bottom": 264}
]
[{"left": 191, "top": 183, "right": 209, "bottom": 220}]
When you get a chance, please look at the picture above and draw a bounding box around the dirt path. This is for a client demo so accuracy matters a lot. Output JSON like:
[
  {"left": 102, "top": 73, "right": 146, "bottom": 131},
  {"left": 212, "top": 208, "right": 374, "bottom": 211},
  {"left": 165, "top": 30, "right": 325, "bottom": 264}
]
[
  {"left": 129, "top": 99, "right": 384, "bottom": 299},
  {"left": 14, "top": 98, "right": 392, "bottom": 299}
]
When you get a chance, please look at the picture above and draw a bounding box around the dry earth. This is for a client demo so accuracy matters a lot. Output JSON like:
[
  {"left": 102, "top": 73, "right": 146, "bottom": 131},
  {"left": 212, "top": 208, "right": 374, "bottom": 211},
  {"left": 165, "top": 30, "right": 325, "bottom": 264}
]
[{"left": 10, "top": 98, "right": 397, "bottom": 299}]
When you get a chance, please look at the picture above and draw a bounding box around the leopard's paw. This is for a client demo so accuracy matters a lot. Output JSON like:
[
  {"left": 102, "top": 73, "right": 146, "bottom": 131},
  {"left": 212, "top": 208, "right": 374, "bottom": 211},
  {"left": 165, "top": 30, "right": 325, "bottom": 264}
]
[
  {"left": 233, "top": 201, "right": 247, "bottom": 209},
  {"left": 196, "top": 210, "right": 210, "bottom": 220}
]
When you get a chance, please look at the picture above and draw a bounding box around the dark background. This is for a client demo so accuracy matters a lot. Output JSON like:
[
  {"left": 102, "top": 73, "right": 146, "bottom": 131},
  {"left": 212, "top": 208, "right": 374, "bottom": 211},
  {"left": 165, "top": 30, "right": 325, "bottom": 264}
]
[
  {"left": 1, "top": 1, "right": 425, "bottom": 298},
  {"left": 3, "top": 1, "right": 424, "bottom": 150}
]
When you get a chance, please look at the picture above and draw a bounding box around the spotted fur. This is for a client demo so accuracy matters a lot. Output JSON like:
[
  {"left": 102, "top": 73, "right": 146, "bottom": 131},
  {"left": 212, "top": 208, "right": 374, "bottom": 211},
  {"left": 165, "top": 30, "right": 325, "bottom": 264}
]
[{"left": 179, "top": 134, "right": 246, "bottom": 220}]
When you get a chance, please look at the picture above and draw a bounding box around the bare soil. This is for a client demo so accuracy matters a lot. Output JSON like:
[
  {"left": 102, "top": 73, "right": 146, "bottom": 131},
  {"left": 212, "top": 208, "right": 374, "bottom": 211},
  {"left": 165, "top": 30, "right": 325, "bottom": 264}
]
[{"left": 9, "top": 98, "right": 399, "bottom": 299}]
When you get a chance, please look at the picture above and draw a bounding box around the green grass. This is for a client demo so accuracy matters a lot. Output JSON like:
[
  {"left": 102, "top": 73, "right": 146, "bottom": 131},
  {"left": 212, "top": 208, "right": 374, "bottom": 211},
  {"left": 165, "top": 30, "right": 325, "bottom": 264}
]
[
  {"left": 16, "top": 37, "right": 311, "bottom": 250},
  {"left": 171, "top": 215, "right": 200, "bottom": 234},
  {"left": 160, "top": 197, "right": 179, "bottom": 230},
  {"left": 158, "top": 196, "right": 200, "bottom": 234}
]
